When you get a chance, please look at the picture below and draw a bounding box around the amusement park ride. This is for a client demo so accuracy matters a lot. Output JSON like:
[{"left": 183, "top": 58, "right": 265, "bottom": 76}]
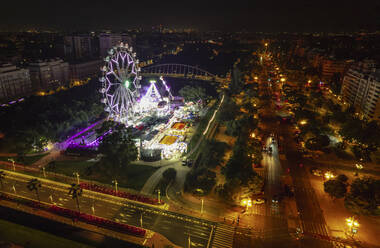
[
  {"left": 99, "top": 42, "right": 175, "bottom": 126},
  {"left": 95, "top": 42, "right": 198, "bottom": 160}
]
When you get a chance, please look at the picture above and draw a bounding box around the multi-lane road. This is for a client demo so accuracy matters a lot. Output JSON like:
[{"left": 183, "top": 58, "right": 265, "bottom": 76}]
[{"left": 0, "top": 171, "right": 215, "bottom": 248}]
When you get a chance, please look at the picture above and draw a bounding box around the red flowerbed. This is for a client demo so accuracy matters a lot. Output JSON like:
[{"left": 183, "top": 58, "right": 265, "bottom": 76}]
[
  {"left": 0, "top": 193, "right": 145, "bottom": 237},
  {"left": 79, "top": 182, "right": 163, "bottom": 205},
  {"left": 49, "top": 205, "right": 146, "bottom": 237}
]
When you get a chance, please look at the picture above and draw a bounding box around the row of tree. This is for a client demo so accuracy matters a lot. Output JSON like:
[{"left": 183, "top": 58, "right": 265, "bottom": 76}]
[
  {"left": 324, "top": 175, "right": 380, "bottom": 216},
  {"left": 0, "top": 79, "right": 104, "bottom": 153}
]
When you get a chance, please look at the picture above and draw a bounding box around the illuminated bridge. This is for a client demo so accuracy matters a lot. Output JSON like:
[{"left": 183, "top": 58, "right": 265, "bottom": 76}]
[{"left": 141, "top": 64, "right": 229, "bottom": 83}]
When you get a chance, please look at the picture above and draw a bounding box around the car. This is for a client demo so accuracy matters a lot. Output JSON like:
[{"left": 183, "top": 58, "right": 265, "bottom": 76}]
[
  {"left": 272, "top": 194, "right": 281, "bottom": 203},
  {"left": 253, "top": 163, "right": 262, "bottom": 168},
  {"left": 253, "top": 198, "right": 266, "bottom": 204},
  {"left": 311, "top": 169, "right": 323, "bottom": 176}
]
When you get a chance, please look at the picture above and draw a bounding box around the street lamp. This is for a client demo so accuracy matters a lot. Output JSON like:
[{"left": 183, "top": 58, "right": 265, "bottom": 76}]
[
  {"left": 112, "top": 179, "right": 118, "bottom": 193},
  {"left": 241, "top": 198, "right": 252, "bottom": 212},
  {"left": 355, "top": 163, "right": 363, "bottom": 177},
  {"left": 324, "top": 171, "right": 335, "bottom": 180},
  {"left": 201, "top": 198, "right": 204, "bottom": 214},
  {"left": 8, "top": 158, "right": 15, "bottom": 171},
  {"left": 157, "top": 189, "right": 161, "bottom": 204},
  {"left": 299, "top": 120, "right": 307, "bottom": 125},
  {"left": 42, "top": 167, "right": 46, "bottom": 178},
  {"left": 73, "top": 172, "right": 80, "bottom": 185},
  {"left": 346, "top": 216, "right": 359, "bottom": 236}
]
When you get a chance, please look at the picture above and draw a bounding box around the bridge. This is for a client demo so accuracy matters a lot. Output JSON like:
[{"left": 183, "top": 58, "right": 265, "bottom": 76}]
[{"left": 141, "top": 64, "right": 229, "bottom": 83}]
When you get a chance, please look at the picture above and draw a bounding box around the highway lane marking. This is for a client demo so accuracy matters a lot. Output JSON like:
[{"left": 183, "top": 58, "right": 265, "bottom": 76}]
[
  {"left": 4, "top": 171, "right": 215, "bottom": 227},
  {"left": 183, "top": 231, "right": 209, "bottom": 241}
]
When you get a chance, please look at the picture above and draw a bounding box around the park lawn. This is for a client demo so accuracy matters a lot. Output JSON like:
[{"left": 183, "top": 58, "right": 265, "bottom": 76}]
[
  {"left": 46, "top": 160, "right": 159, "bottom": 191},
  {"left": 0, "top": 218, "right": 94, "bottom": 248},
  {"left": 0, "top": 153, "right": 49, "bottom": 165},
  {"left": 91, "top": 163, "right": 159, "bottom": 191},
  {"left": 48, "top": 160, "right": 96, "bottom": 175}
]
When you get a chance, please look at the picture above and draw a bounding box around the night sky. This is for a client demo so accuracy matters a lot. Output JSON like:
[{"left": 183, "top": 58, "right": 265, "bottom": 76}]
[{"left": 1, "top": 0, "right": 379, "bottom": 32}]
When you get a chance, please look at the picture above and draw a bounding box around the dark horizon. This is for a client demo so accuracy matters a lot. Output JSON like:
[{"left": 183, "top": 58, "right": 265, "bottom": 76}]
[{"left": 1, "top": 0, "right": 379, "bottom": 32}]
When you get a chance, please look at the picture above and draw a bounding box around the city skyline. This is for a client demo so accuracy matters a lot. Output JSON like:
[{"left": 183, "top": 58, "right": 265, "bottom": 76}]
[{"left": 1, "top": 0, "right": 379, "bottom": 32}]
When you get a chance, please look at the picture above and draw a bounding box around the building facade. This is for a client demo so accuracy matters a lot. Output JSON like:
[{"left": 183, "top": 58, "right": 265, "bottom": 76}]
[
  {"left": 321, "top": 58, "right": 353, "bottom": 80},
  {"left": 341, "top": 60, "right": 380, "bottom": 122},
  {"left": 69, "top": 59, "right": 102, "bottom": 84},
  {"left": 29, "top": 59, "right": 69, "bottom": 90},
  {"left": 64, "top": 35, "right": 98, "bottom": 60},
  {"left": 0, "top": 64, "right": 32, "bottom": 102},
  {"left": 99, "top": 33, "right": 132, "bottom": 58},
  {"left": 363, "top": 69, "right": 380, "bottom": 121}
]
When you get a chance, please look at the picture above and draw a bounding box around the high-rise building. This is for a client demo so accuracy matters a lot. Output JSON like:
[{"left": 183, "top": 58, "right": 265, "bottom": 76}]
[
  {"left": 29, "top": 59, "right": 69, "bottom": 90},
  {"left": 99, "top": 33, "right": 132, "bottom": 58},
  {"left": 341, "top": 60, "right": 380, "bottom": 122},
  {"left": 64, "top": 35, "right": 98, "bottom": 60},
  {"left": 321, "top": 58, "right": 353, "bottom": 80},
  {"left": 363, "top": 69, "right": 380, "bottom": 122},
  {"left": 0, "top": 64, "right": 32, "bottom": 102}
]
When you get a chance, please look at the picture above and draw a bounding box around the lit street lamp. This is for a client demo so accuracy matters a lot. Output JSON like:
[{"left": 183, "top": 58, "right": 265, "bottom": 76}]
[
  {"left": 324, "top": 171, "right": 335, "bottom": 180},
  {"left": 73, "top": 172, "right": 80, "bottom": 185},
  {"left": 201, "top": 198, "right": 204, "bottom": 215},
  {"left": 8, "top": 158, "right": 15, "bottom": 171},
  {"left": 241, "top": 198, "right": 252, "bottom": 212},
  {"left": 299, "top": 120, "right": 307, "bottom": 125},
  {"left": 112, "top": 179, "right": 118, "bottom": 193},
  {"left": 346, "top": 216, "right": 359, "bottom": 236},
  {"left": 157, "top": 189, "right": 161, "bottom": 203}
]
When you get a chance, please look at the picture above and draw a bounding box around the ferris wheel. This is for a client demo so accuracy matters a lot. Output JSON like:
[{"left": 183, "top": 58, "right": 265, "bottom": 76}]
[{"left": 99, "top": 42, "right": 141, "bottom": 124}]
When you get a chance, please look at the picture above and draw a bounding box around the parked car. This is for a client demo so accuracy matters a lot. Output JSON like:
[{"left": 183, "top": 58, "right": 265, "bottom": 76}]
[
  {"left": 311, "top": 169, "right": 323, "bottom": 176},
  {"left": 272, "top": 194, "right": 281, "bottom": 203}
]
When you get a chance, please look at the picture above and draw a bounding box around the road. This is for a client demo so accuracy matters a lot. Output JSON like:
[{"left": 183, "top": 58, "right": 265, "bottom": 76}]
[
  {"left": 0, "top": 171, "right": 215, "bottom": 248},
  {"left": 279, "top": 121, "right": 332, "bottom": 248},
  {"left": 0, "top": 205, "right": 133, "bottom": 248},
  {"left": 267, "top": 76, "right": 332, "bottom": 247}
]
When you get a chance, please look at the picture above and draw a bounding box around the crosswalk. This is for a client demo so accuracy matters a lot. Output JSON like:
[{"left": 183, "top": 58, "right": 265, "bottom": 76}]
[{"left": 211, "top": 223, "right": 235, "bottom": 248}]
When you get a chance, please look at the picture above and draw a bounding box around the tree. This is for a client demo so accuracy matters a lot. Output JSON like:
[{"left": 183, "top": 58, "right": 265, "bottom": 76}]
[
  {"left": 337, "top": 174, "right": 348, "bottom": 183},
  {"left": 330, "top": 73, "right": 342, "bottom": 95},
  {"left": 229, "top": 65, "right": 243, "bottom": 94},
  {"left": 27, "top": 178, "right": 42, "bottom": 202},
  {"left": 345, "top": 177, "right": 380, "bottom": 215},
  {"left": 217, "top": 98, "right": 240, "bottom": 122},
  {"left": 179, "top": 85, "right": 207, "bottom": 103},
  {"left": 200, "top": 140, "right": 229, "bottom": 168},
  {"left": 324, "top": 179, "right": 347, "bottom": 199},
  {"left": 98, "top": 122, "right": 138, "bottom": 169},
  {"left": 184, "top": 168, "right": 216, "bottom": 195},
  {"left": 0, "top": 171, "right": 5, "bottom": 188},
  {"left": 68, "top": 183, "right": 83, "bottom": 212}
]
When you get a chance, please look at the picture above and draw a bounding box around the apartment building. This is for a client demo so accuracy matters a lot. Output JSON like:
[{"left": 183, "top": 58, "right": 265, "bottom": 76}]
[
  {"left": 0, "top": 64, "right": 32, "bottom": 102},
  {"left": 341, "top": 60, "right": 380, "bottom": 122},
  {"left": 29, "top": 59, "right": 69, "bottom": 90}
]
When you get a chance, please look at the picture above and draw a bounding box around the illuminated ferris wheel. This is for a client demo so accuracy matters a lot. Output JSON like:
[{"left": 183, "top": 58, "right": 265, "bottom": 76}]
[{"left": 99, "top": 42, "right": 141, "bottom": 124}]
